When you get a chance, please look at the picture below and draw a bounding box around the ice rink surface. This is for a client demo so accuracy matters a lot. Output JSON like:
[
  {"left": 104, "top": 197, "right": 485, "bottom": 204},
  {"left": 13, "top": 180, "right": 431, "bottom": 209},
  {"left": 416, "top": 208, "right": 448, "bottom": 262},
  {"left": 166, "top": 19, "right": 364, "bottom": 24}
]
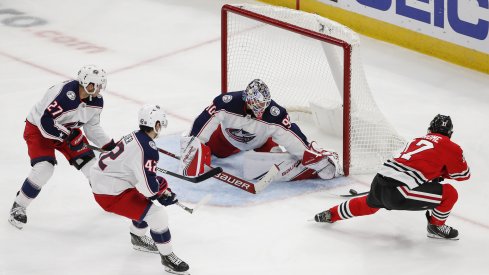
[{"left": 1, "top": 0, "right": 488, "bottom": 274}]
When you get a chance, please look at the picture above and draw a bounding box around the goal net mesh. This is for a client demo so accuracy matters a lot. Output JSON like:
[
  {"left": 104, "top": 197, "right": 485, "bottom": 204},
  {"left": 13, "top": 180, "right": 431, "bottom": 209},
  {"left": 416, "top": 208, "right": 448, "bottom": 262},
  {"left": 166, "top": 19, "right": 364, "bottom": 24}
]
[{"left": 223, "top": 4, "right": 405, "bottom": 174}]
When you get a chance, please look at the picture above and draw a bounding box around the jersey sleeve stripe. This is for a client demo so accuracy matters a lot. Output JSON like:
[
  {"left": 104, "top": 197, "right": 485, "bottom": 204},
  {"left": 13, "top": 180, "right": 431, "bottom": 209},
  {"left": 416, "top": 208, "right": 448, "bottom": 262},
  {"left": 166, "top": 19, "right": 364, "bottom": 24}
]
[{"left": 134, "top": 133, "right": 156, "bottom": 196}]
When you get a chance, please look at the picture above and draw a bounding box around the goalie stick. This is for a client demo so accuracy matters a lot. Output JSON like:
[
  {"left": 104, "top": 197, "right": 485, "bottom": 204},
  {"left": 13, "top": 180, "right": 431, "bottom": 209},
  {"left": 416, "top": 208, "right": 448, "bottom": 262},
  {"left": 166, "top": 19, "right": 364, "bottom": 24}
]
[
  {"left": 157, "top": 147, "right": 279, "bottom": 194},
  {"left": 85, "top": 144, "right": 222, "bottom": 183}
]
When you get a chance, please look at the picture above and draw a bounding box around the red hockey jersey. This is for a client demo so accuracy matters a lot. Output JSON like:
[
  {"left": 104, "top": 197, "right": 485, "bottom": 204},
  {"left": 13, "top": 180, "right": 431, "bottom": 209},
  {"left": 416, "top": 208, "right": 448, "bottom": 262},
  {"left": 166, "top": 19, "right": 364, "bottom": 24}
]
[{"left": 379, "top": 133, "right": 470, "bottom": 189}]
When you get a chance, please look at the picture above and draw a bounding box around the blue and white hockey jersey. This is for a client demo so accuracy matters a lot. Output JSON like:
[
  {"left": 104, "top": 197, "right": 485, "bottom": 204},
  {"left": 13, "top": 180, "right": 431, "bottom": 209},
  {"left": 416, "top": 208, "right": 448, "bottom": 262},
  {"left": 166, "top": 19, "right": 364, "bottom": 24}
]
[
  {"left": 26, "top": 80, "right": 111, "bottom": 147},
  {"left": 189, "top": 91, "right": 310, "bottom": 159},
  {"left": 90, "top": 131, "right": 160, "bottom": 198}
]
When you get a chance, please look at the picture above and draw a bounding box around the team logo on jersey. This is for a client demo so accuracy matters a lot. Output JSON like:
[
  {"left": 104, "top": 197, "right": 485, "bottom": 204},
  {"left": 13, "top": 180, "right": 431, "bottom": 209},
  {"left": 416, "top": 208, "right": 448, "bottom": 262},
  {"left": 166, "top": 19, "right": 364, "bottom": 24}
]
[
  {"left": 67, "top": 91, "right": 76, "bottom": 101},
  {"left": 225, "top": 128, "right": 256, "bottom": 144},
  {"left": 222, "top": 95, "right": 233, "bottom": 103},
  {"left": 270, "top": 106, "right": 280, "bottom": 116},
  {"left": 149, "top": 141, "right": 157, "bottom": 150}
]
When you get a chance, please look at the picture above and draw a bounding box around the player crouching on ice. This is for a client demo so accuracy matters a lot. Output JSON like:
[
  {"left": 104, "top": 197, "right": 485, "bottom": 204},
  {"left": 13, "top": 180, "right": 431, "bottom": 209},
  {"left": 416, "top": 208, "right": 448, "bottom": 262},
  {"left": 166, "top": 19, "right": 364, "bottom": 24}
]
[
  {"left": 314, "top": 115, "right": 470, "bottom": 240},
  {"left": 90, "top": 105, "right": 190, "bottom": 274},
  {"left": 179, "top": 79, "right": 342, "bottom": 181}
]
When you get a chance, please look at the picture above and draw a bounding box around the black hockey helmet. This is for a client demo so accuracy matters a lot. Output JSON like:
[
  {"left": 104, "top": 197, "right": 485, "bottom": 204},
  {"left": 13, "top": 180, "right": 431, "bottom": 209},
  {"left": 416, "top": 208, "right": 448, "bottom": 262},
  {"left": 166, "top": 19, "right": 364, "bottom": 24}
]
[{"left": 428, "top": 114, "right": 453, "bottom": 138}]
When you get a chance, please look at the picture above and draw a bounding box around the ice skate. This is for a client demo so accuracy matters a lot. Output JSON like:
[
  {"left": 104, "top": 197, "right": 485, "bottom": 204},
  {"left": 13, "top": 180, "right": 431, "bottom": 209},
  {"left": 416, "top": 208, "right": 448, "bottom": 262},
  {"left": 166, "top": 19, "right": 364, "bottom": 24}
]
[
  {"left": 8, "top": 202, "right": 27, "bottom": 230},
  {"left": 426, "top": 211, "right": 459, "bottom": 240},
  {"left": 314, "top": 210, "right": 333, "bottom": 223},
  {"left": 161, "top": 252, "right": 190, "bottom": 275},
  {"left": 130, "top": 233, "right": 158, "bottom": 253}
]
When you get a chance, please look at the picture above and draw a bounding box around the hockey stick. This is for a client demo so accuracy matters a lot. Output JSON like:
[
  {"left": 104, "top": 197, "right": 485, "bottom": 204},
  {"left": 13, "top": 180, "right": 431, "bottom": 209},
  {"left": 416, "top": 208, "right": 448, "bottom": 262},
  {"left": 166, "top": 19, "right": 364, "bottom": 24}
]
[
  {"left": 85, "top": 144, "right": 222, "bottom": 183},
  {"left": 158, "top": 147, "right": 280, "bottom": 194},
  {"left": 174, "top": 194, "right": 213, "bottom": 214}
]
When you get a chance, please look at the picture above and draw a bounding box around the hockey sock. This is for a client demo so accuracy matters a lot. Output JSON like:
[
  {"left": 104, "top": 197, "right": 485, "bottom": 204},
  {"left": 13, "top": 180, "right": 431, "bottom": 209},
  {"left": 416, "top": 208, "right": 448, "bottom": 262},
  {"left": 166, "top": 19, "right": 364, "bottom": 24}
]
[
  {"left": 330, "top": 196, "right": 380, "bottom": 222},
  {"left": 130, "top": 220, "right": 149, "bottom": 236},
  {"left": 15, "top": 161, "right": 54, "bottom": 207},
  {"left": 144, "top": 205, "right": 173, "bottom": 255},
  {"left": 430, "top": 184, "right": 458, "bottom": 226}
]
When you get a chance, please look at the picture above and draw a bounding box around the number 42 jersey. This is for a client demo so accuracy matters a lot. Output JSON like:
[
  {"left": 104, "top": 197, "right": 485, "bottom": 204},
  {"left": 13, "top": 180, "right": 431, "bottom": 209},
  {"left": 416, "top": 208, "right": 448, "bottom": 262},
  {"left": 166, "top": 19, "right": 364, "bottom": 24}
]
[
  {"left": 379, "top": 133, "right": 470, "bottom": 189},
  {"left": 90, "top": 131, "right": 160, "bottom": 198}
]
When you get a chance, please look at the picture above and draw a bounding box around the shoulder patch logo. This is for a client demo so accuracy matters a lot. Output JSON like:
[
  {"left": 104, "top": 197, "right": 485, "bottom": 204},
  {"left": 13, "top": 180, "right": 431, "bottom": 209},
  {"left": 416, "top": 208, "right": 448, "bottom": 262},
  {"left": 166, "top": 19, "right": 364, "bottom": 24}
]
[
  {"left": 67, "top": 91, "right": 76, "bottom": 101},
  {"left": 149, "top": 141, "right": 157, "bottom": 150},
  {"left": 270, "top": 106, "right": 280, "bottom": 116},
  {"left": 222, "top": 95, "right": 233, "bottom": 103}
]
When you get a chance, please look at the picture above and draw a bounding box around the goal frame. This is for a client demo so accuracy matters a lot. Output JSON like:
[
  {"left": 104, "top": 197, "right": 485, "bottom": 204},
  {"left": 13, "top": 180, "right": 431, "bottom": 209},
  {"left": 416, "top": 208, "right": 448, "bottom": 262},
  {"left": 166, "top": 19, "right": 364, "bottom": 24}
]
[{"left": 221, "top": 4, "right": 353, "bottom": 176}]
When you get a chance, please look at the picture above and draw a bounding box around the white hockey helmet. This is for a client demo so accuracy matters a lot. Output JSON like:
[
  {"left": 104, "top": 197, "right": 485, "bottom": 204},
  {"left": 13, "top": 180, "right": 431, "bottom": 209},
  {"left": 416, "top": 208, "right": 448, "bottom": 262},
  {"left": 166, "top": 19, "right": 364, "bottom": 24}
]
[
  {"left": 138, "top": 104, "right": 168, "bottom": 137},
  {"left": 243, "top": 79, "right": 271, "bottom": 119},
  {"left": 77, "top": 65, "right": 107, "bottom": 96}
]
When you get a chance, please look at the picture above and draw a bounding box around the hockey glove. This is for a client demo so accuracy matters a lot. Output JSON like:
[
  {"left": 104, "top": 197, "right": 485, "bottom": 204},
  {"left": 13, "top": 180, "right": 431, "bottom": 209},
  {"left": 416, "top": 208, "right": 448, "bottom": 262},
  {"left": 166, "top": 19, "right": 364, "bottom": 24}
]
[
  {"left": 102, "top": 139, "right": 116, "bottom": 151},
  {"left": 155, "top": 176, "right": 168, "bottom": 197},
  {"left": 158, "top": 188, "right": 178, "bottom": 206},
  {"left": 66, "top": 128, "right": 85, "bottom": 151}
]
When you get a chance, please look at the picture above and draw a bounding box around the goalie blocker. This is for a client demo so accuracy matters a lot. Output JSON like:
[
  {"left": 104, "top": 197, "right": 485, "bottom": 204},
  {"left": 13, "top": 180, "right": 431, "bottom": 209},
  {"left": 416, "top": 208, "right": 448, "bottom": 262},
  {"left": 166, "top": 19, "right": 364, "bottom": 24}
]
[{"left": 179, "top": 136, "right": 212, "bottom": 177}]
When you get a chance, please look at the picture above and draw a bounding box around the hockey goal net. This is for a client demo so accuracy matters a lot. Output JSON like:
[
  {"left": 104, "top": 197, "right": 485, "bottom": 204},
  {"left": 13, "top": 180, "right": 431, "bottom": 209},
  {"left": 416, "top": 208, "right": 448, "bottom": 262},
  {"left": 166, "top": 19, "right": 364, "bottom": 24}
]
[{"left": 221, "top": 4, "right": 405, "bottom": 175}]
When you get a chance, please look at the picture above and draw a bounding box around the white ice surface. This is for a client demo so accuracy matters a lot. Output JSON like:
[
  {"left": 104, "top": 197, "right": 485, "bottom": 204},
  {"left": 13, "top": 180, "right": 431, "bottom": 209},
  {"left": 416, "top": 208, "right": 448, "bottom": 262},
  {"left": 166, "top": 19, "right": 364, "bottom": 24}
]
[{"left": 1, "top": 1, "right": 488, "bottom": 275}]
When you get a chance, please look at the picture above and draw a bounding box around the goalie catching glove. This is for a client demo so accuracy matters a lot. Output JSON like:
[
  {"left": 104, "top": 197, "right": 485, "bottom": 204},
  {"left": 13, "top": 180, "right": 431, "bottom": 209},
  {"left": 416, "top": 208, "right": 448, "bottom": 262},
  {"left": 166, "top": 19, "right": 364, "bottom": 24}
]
[
  {"left": 178, "top": 136, "right": 211, "bottom": 177},
  {"left": 301, "top": 142, "right": 343, "bottom": 179}
]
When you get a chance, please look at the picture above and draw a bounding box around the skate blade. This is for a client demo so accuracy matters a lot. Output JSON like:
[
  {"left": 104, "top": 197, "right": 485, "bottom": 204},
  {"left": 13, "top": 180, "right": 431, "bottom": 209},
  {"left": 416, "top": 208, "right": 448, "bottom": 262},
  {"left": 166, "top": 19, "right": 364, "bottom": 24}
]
[
  {"left": 164, "top": 267, "right": 190, "bottom": 275},
  {"left": 132, "top": 245, "right": 159, "bottom": 254},
  {"left": 8, "top": 217, "right": 24, "bottom": 230},
  {"left": 427, "top": 233, "right": 459, "bottom": 241}
]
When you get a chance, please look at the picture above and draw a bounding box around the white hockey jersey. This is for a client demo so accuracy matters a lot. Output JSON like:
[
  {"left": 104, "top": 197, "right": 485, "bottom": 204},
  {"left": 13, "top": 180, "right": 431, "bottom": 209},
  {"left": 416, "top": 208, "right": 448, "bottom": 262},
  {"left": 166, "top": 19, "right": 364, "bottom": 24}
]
[
  {"left": 26, "top": 79, "right": 111, "bottom": 146},
  {"left": 189, "top": 91, "right": 310, "bottom": 159},
  {"left": 90, "top": 131, "right": 160, "bottom": 198}
]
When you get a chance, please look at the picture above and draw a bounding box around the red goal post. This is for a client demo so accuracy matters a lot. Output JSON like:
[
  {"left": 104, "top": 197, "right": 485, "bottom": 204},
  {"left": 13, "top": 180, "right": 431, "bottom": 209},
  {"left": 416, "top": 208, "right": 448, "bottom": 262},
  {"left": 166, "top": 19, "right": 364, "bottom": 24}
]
[{"left": 221, "top": 4, "right": 405, "bottom": 176}]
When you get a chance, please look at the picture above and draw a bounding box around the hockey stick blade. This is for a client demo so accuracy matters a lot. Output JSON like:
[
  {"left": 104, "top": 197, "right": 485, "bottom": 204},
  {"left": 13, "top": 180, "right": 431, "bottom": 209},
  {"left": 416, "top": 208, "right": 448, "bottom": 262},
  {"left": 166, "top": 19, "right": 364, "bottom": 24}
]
[
  {"left": 254, "top": 164, "right": 280, "bottom": 193},
  {"left": 191, "top": 194, "right": 213, "bottom": 213}
]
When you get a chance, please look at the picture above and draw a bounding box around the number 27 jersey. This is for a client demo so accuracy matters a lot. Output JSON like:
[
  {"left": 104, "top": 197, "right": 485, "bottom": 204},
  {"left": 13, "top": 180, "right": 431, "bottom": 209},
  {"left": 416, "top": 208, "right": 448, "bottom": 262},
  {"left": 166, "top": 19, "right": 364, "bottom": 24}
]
[{"left": 379, "top": 133, "right": 470, "bottom": 189}]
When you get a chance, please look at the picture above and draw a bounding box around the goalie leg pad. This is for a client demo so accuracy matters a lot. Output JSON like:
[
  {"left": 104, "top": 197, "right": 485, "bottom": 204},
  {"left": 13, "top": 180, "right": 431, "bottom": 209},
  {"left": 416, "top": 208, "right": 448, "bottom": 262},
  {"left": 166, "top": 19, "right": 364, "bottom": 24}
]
[
  {"left": 179, "top": 137, "right": 211, "bottom": 177},
  {"left": 243, "top": 151, "right": 318, "bottom": 181}
]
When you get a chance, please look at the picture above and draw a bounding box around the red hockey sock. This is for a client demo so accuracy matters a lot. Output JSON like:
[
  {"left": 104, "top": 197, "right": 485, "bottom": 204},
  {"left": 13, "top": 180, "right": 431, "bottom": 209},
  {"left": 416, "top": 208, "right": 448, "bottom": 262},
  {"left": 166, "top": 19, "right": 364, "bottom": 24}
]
[
  {"left": 329, "top": 196, "right": 379, "bottom": 222},
  {"left": 430, "top": 184, "right": 458, "bottom": 226}
]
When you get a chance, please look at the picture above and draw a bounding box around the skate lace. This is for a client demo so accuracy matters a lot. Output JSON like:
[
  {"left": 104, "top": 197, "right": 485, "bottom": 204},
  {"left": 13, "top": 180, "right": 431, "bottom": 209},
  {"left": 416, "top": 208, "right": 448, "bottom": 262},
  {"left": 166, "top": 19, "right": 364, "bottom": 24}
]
[
  {"left": 11, "top": 204, "right": 26, "bottom": 216},
  {"left": 437, "top": 225, "right": 451, "bottom": 235},
  {"left": 138, "top": 235, "right": 155, "bottom": 246},
  {"left": 168, "top": 253, "right": 183, "bottom": 265}
]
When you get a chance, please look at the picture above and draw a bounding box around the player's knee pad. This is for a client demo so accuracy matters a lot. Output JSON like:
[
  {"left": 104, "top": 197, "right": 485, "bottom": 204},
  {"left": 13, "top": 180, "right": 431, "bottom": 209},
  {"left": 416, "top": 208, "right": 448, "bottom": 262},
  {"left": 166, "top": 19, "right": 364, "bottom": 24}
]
[
  {"left": 143, "top": 204, "right": 169, "bottom": 230},
  {"left": 441, "top": 184, "right": 458, "bottom": 206},
  {"left": 179, "top": 136, "right": 211, "bottom": 177},
  {"left": 70, "top": 151, "right": 96, "bottom": 170},
  {"left": 28, "top": 161, "right": 55, "bottom": 188}
]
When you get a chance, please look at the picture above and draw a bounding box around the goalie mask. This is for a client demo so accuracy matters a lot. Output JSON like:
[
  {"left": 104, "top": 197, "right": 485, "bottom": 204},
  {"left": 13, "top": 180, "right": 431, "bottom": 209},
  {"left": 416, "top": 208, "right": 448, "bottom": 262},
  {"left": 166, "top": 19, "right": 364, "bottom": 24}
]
[
  {"left": 243, "top": 79, "right": 271, "bottom": 119},
  {"left": 428, "top": 114, "right": 453, "bottom": 138},
  {"left": 77, "top": 65, "right": 107, "bottom": 100},
  {"left": 138, "top": 104, "right": 168, "bottom": 138}
]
